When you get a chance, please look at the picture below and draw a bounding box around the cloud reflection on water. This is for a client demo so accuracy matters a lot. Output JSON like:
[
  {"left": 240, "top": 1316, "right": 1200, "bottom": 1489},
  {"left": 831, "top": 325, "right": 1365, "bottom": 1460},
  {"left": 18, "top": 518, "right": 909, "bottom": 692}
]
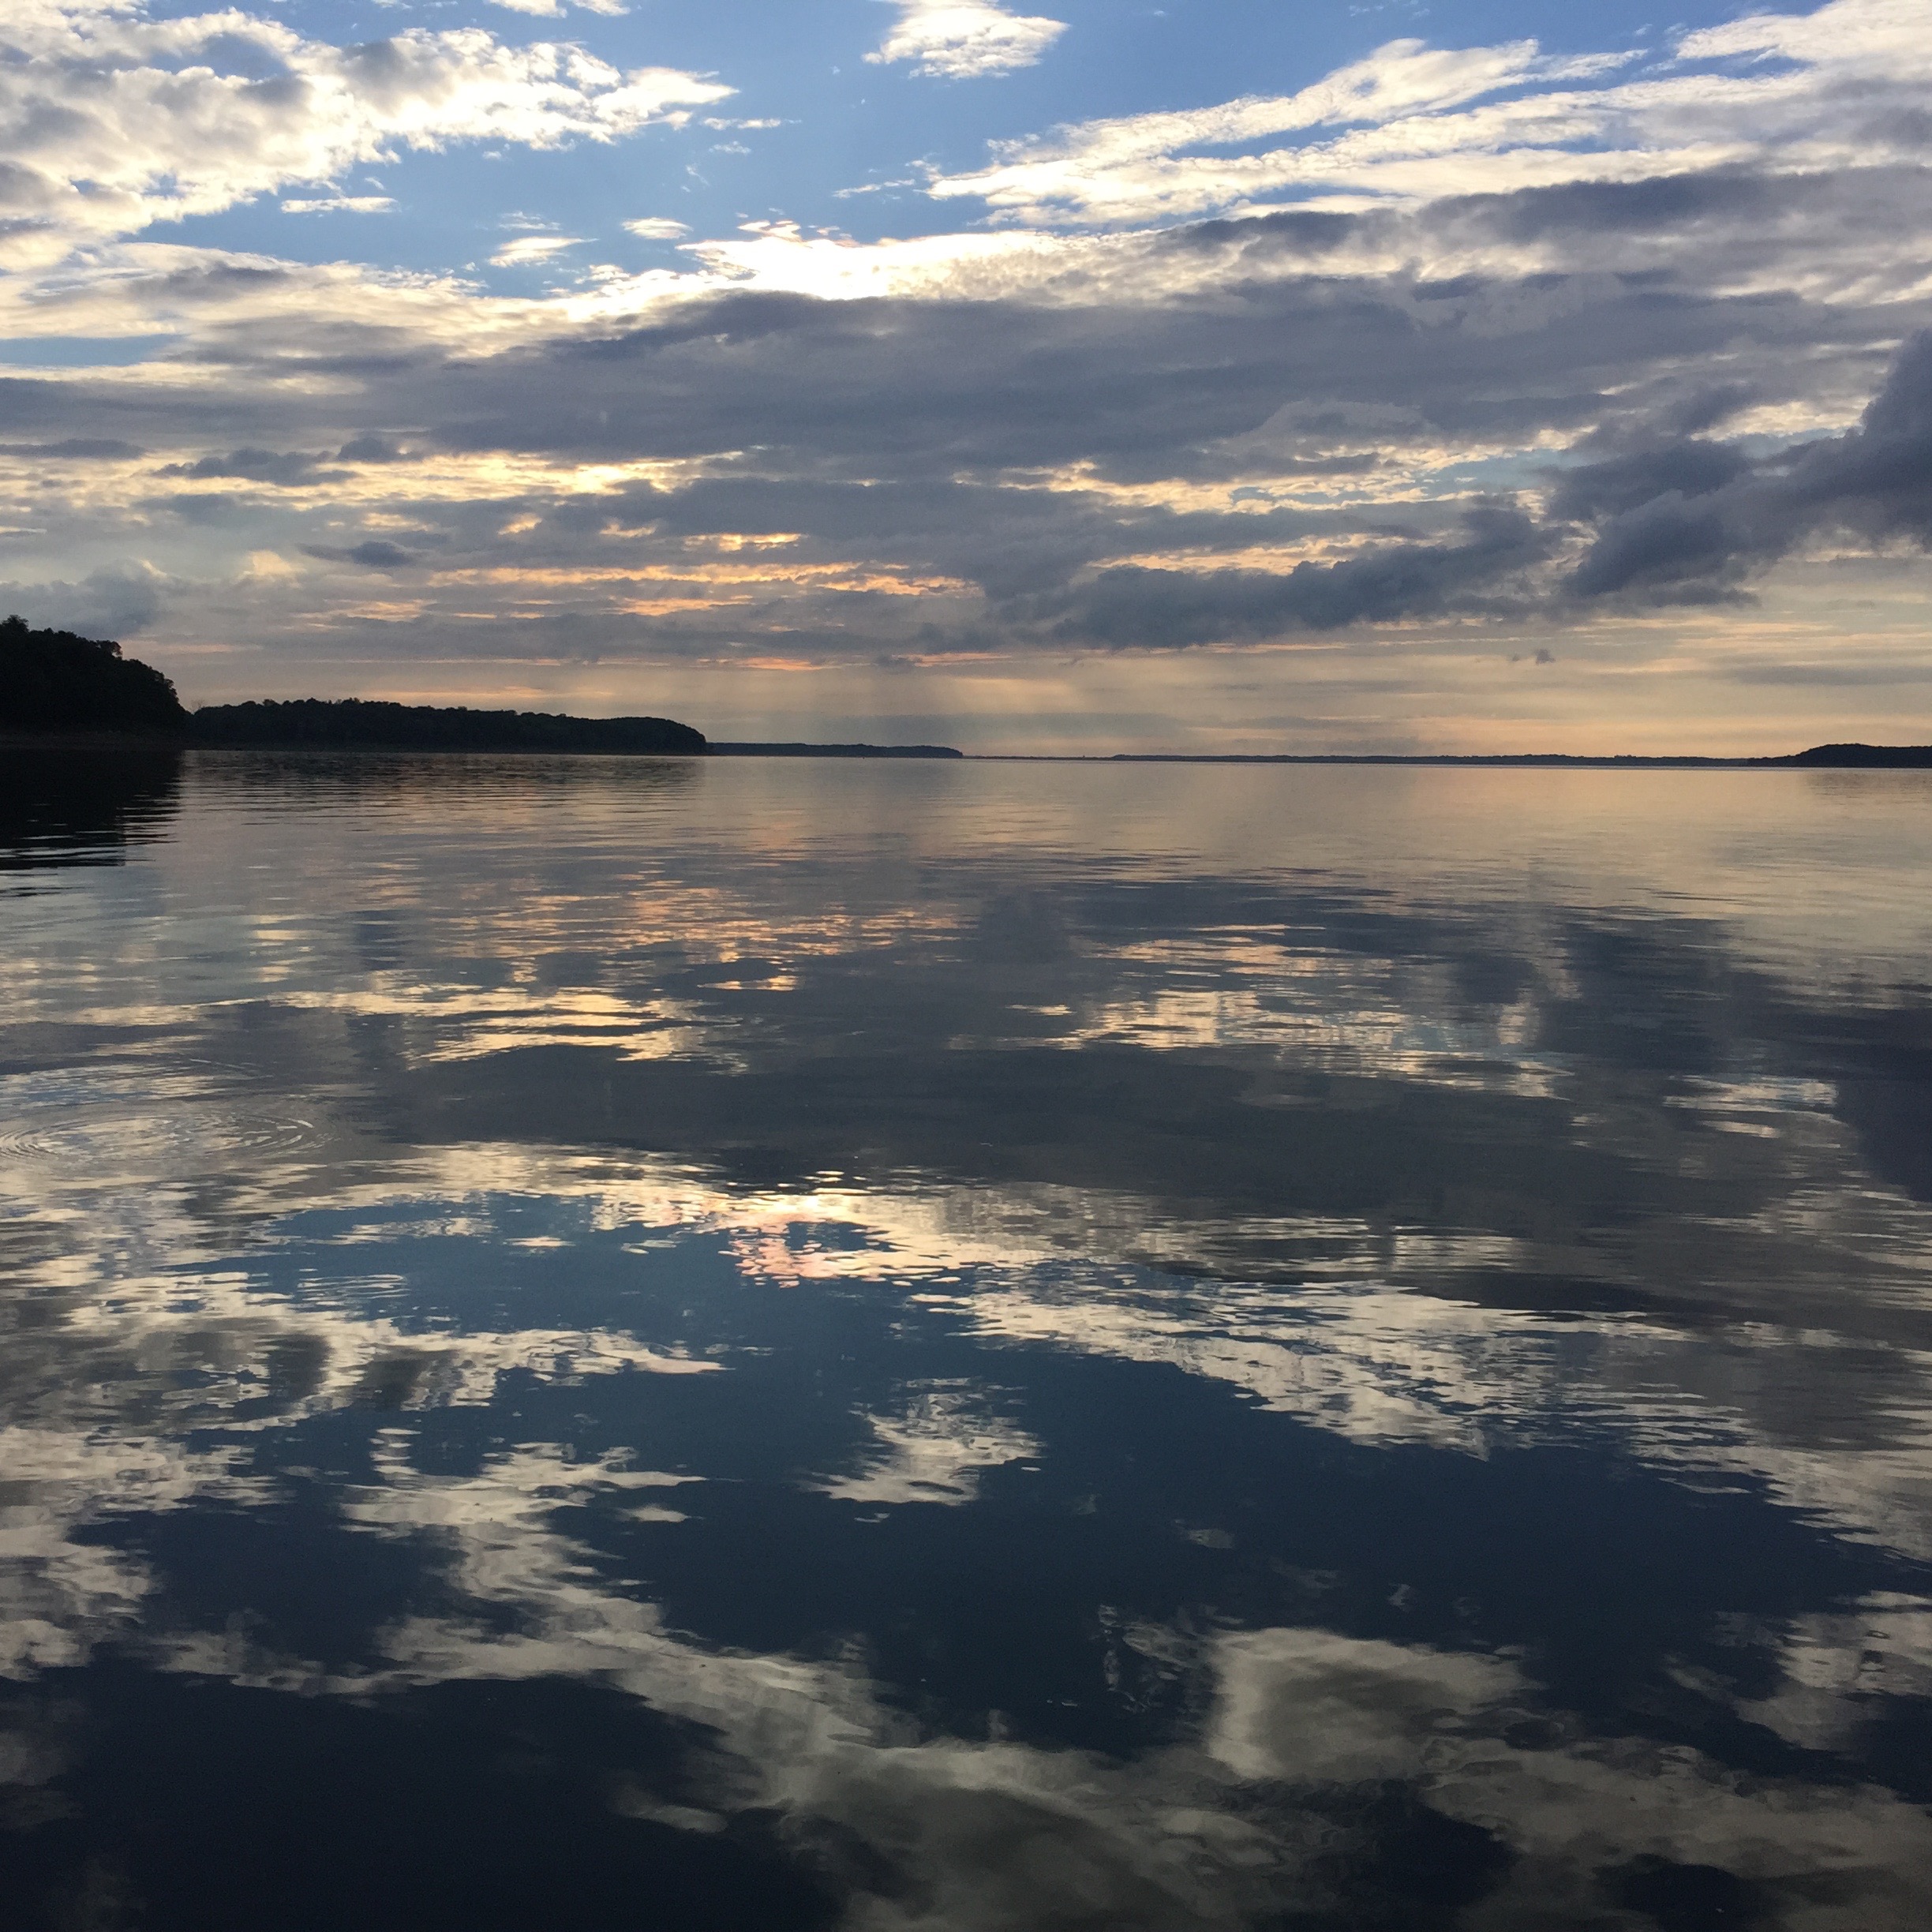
[{"left": 3, "top": 754, "right": 1932, "bottom": 1926}]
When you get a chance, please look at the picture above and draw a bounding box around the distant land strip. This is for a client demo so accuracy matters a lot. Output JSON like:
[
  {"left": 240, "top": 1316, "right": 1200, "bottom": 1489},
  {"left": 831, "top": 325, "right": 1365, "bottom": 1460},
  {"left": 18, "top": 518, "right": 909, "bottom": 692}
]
[
  {"left": 4, "top": 618, "right": 1929, "bottom": 766},
  {"left": 1091, "top": 746, "right": 1932, "bottom": 769},
  {"left": 189, "top": 698, "right": 706, "bottom": 755},
  {"left": 708, "top": 742, "right": 963, "bottom": 758}
]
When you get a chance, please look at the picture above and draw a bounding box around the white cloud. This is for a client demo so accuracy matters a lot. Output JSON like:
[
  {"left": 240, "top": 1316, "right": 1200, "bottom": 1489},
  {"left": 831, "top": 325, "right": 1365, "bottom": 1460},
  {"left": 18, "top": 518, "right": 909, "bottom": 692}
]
[
  {"left": 281, "top": 195, "right": 396, "bottom": 215},
  {"left": 490, "top": 233, "right": 582, "bottom": 267},
  {"left": 623, "top": 215, "right": 691, "bottom": 239},
  {"left": 492, "top": 0, "right": 628, "bottom": 14},
  {"left": 867, "top": 0, "right": 1066, "bottom": 80},
  {"left": 0, "top": 0, "right": 731, "bottom": 267},
  {"left": 927, "top": 0, "right": 1932, "bottom": 226}
]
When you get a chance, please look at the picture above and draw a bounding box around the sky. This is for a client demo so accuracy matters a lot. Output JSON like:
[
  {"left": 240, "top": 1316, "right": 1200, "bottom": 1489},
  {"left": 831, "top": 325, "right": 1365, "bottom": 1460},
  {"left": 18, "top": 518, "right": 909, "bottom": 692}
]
[{"left": 2, "top": 0, "right": 1930, "bottom": 753}]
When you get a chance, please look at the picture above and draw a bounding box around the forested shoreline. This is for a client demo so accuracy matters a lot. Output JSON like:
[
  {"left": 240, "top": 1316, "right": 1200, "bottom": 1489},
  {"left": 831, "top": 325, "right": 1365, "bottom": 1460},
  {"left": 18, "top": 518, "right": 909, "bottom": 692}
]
[
  {"left": 6, "top": 616, "right": 1928, "bottom": 765},
  {"left": 2, "top": 619, "right": 706, "bottom": 753}
]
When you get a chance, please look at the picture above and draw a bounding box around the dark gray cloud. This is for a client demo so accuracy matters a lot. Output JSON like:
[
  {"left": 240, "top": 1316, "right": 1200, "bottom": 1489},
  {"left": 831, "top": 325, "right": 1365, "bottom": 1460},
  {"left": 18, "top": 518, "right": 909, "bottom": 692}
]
[
  {"left": 1567, "top": 494, "right": 1751, "bottom": 605},
  {"left": 336, "top": 434, "right": 414, "bottom": 463},
  {"left": 0, "top": 438, "right": 144, "bottom": 460},
  {"left": 1563, "top": 331, "right": 1932, "bottom": 605},
  {"left": 408, "top": 275, "right": 1855, "bottom": 489},
  {"left": 301, "top": 539, "right": 420, "bottom": 569},
  {"left": 1547, "top": 443, "right": 1751, "bottom": 524},
  {"left": 0, "top": 564, "right": 169, "bottom": 635},
  {"left": 1454, "top": 167, "right": 1818, "bottom": 244},
  {"left": 159, "top": 492, "right": 254, "bottom": 525},
  {"left": 1027, "top": 504, "right": 1552, "bottom": 649},
  {"left": 159, "top": 447, "right": 343, "bottom": 485}
]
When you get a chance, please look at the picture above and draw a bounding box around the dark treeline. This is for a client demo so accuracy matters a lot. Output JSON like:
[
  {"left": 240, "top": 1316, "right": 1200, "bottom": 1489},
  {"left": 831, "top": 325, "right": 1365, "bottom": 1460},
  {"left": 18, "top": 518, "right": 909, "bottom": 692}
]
[
  {"left": 2, "top": 619, "right": 706, "bottom": 752},
  {"left": 192, "top": 698, "right": 706, "bottom": 754},
  {"left": 2, "top": 615, "right": 188, "bottom": 733},
  {"left": 1788, "top": 743, "right": 1932, "bottom": 768}
]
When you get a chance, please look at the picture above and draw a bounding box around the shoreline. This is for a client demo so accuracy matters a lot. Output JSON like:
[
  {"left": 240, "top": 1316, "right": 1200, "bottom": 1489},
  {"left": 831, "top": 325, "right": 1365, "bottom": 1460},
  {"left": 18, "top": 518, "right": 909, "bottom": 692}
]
[
  {"left": 1003, "top": 748, "right": 1932, "bottom": 769},
  {"left": 7, "top": 735, "right": 1930, "bottom": 769}
]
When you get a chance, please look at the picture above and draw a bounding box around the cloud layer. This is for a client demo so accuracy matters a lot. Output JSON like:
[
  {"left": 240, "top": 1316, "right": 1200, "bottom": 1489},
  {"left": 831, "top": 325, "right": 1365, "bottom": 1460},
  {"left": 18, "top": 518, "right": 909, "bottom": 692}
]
[
  {"left": 0, "top": 0, "right": 1928, "bottom": 748},
  {"left": 927, "top": 1, "right": 1932, "bottom": 226}
]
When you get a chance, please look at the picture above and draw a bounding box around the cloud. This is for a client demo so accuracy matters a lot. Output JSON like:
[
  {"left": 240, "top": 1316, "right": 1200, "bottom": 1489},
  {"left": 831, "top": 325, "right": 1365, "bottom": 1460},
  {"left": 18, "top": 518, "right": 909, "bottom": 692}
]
[
  {"left": 490, "top": 234, "right": 583, "bottom": 268},
  {"left": 0, "top": 439, "right": 144, "bottom": 461},
  {"left": 336, "top": 435, "right": 415, "bottom": 464},
  {"left": 0, "top": 1, "right": 732, "bottom": 266},
  {"left": 925, "top": 0, "right": 1932, "bottom": 227},
  {"left": 492, "top": 0, "right": 628, "bottom": 15},
  {"left": 0, "top": 560, "right": 173, "bottom": 635},
  {"left": 280, "top": 195, "right": 396, "bottom": 215},
  {"left": 623, "top": 217, "right": 691, "bottom": 240},
  {"left": 867, "top": 2, "right": 1066, "bottom": 80},
  {"left": 301, "top": 539, "right": 421, "bottom": 569},
  {"left": 1035, "top": 504, "right": 1556, "bottom": 647},
  {"left": 1548, "top": 441, "right": 1753, "bottom": 524},
  {"left": 923, "top": 35, "right": 1627, "bottom": 224},
  {"left": 158, "top": 447, "right": 341, "bottom": 486},
  {"left": 1563, "top": 331, "right": 1932, "bottom": 605}
]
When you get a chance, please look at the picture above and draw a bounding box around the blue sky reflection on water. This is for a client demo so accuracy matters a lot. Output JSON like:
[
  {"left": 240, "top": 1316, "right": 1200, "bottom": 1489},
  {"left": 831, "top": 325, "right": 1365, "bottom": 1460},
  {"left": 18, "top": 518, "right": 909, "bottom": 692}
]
[{"left": 3, "top": 752, "right": 1932, "bottom": 1928}]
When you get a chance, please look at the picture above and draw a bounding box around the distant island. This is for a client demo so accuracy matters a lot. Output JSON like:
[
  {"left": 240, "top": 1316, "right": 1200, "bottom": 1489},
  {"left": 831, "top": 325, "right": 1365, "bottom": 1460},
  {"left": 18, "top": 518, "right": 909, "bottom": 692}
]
[{"left": 5, "top": 616, "right": 1930, "bottom": 766}]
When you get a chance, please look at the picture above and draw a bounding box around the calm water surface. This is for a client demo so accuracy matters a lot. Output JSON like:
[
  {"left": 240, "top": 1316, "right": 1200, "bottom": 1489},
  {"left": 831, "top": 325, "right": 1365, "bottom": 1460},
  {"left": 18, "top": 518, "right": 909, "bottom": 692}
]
[{"left": 4, "top": 749, "right": 1932, "bottom": 1930}]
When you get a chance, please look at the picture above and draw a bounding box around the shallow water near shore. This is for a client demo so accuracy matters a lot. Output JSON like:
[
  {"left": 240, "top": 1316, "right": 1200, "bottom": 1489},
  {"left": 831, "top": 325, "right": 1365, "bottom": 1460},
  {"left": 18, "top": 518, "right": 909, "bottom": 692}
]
[{"left": 4, "top": 747, "right": 1932, "bottom": 1930}]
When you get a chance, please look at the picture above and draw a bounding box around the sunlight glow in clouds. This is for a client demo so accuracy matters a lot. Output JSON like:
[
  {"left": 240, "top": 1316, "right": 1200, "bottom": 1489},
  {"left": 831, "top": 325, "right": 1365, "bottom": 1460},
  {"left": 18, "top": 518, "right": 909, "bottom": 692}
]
[
  {"left": 867, "top": 0, "right": 1068, "bottom": 80},
  {"left": 492, "top": 0, "right": 630, "bottom": 17},
  {"left": 489, "top": 234, "right": 584, "bottom": 267}
]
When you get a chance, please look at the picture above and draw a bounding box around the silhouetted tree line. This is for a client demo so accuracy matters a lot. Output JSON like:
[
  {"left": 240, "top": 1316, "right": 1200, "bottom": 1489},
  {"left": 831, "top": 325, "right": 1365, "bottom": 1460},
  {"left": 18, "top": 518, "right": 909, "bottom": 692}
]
[
  {"left": 1787, "top": 742, "right": 1932, "bottom": 768},
  {"left": 2, "top": 615, "right": 187, "bottom": 732},
  {"left": 190, "top": 698, "right": 706, "bottom": 754},
  {"left": 2, "top": 619, "right": 706, "bottom": 751}
]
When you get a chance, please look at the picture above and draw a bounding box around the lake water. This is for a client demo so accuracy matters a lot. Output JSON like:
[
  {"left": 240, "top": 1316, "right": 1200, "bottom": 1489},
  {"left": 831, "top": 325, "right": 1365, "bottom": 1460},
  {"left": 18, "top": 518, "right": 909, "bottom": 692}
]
[{"left": 4, "top": 748, "right": 1932, "bottom": 1930}]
